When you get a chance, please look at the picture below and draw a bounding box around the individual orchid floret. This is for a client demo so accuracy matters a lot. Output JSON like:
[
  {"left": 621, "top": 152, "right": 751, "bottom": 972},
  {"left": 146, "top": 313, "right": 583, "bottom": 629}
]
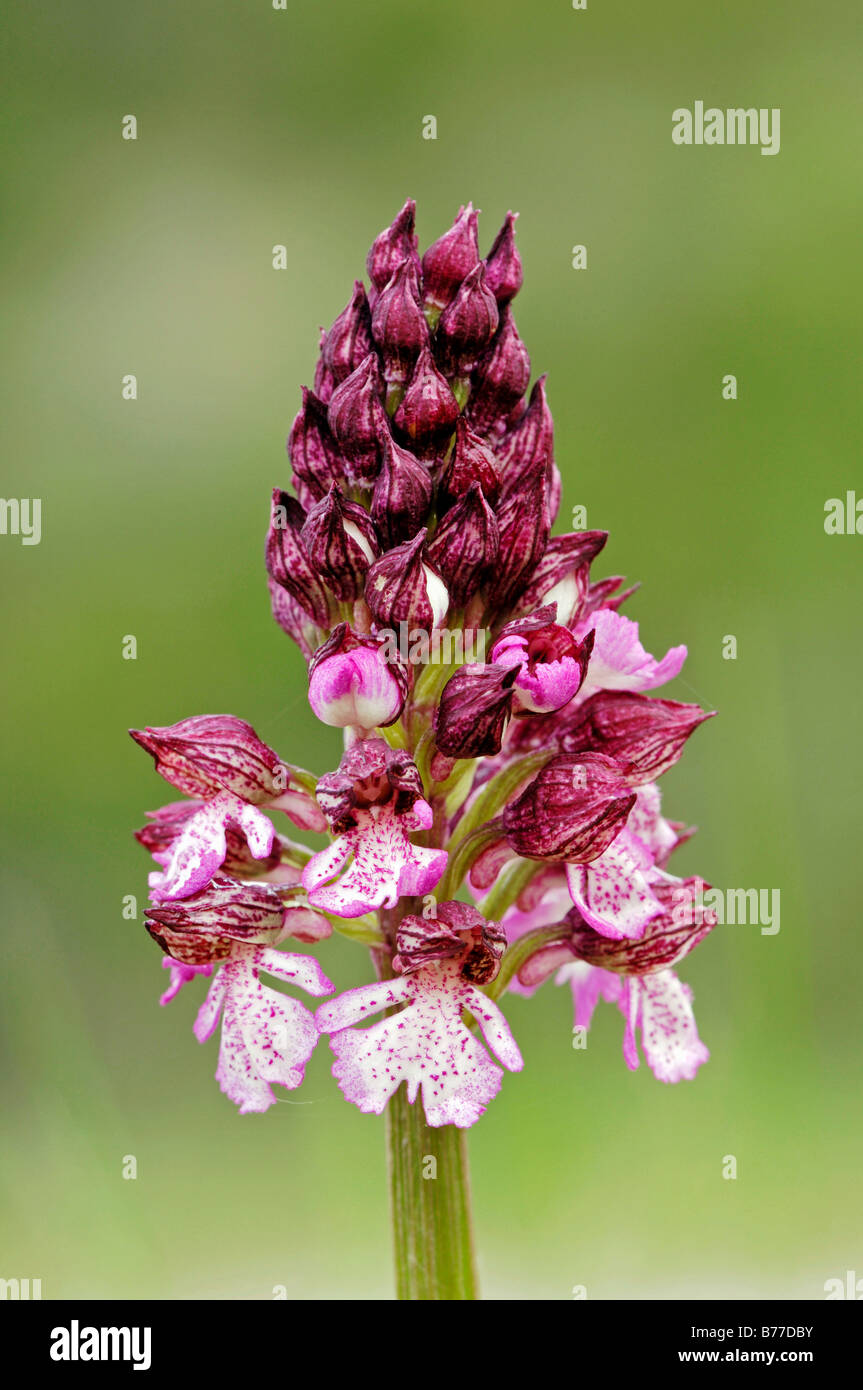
[
  {"left": 421, "top": 203, "right": 480, "bottom": 314},
  {"left": 366, "top": 198, "right": 421, "bottom": 300},
  {"left": 316, "top": 902, "right": 521, "bottom": 1127},
  {"left": 502, "top": 751, "right": 636, "bottom": 863},
  {"left": 437, "top": 417, "right": 501, "bottom": 511},
  {"left": 426, "top": 482, "right": 499, "bottom": 610},
  {"left": 437, "top": 262, "right": 500, "bottom": 374},
  {"left": 300, "top": 485, "right": 380, "bottom": 602},
  {"left": 370, "top": 432, "right": 433, "bottom": 548},
  {"left": 327, "top": 354, "right": 388, "bottom": 483},
  {"left": 435, "top": 662, "right": 518, "bottom": 758},
  {"left": 266, "top": 489, "right": 332, "bottom": 627},
  {"left": 560, "top": 690, "right": 714, "bottom": 784},
  {"left": 490, "top": 606, "right": 594, "bottom": 714},
  {"left": 485, "top": 455, "right": 551, "bottom": 614},
  {"left": 371, "top": 258, "right": 429, "bottom": 386},
  {"left": 287, "top": 387, "right": 342, "bottom": 504},
  {"left": 484, "top": 211, "right": 523, "bottom": 305},
  {"left": 323, "top": 280, "right": 374, "bottom": 385},
  {"left": 159, "top": 958, "right": 213, "bottom": 1006},
  {"left": 519, "top": 881, "right": 715, "bottom": 1083},
  {"left": 302, "top": 739, "right": 447, "bottom": 917},
  {"left": 130, "top": 714, "right": 325, "bottom": 900},
  {"left": 307, "top": 623, "right": 406, "bottom": 730},
  {"left": 364, "top": 529, "right": 449, "bottom": 632},
  {"left": 193, "top": 945, "right": 333, "bottom": 1114},
  {"left": 393, "top": 343, "right": 460, "bottom": 454},
  {"left": 574, "top": 608, "right": 687, "bottom": 700},
  {"left": 147, "top": 879, "right": 333, "bottom": 1114},
  {"left": 467, "top": 306, "right": 531, "bottom": 436}
]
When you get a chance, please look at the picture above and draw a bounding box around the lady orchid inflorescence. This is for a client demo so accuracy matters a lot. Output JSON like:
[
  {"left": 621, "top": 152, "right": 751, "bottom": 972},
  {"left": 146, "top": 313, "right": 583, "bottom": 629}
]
[{"left": 131, "top": 200, "right": 716, "bottom": 1126}]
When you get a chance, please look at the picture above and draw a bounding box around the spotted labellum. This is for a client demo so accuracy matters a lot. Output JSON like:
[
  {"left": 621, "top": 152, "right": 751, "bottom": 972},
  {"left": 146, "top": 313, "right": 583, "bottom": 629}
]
[{"left": 128, "top": 200, "right": 716, "bottom": 1299}]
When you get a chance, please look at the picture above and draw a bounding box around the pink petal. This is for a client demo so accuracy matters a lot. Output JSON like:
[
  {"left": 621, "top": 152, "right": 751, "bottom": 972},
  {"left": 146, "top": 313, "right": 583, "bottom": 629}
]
[
  {"left": 149, "top": 793, "right": 275, "bottom": 902},
  {"left": 566, "top": 830, "right": 665, "bottom": 940},
  {"left": 397, "top": 843, "right": 448, "bottom": 897},
  {"left": 515, "top": 655, "right": 583, "bottom": 713},
  {"left": 302, "top": 835, "right": 353, "bottom": 894},
  {"left": 304, "top": 809, "right": 443, "bottom": 918},
  {"left": 193, "top": 967, "right": 228, "bottom": 1042},
  {"left": 577, "top": 609, "right": 686, "bottom": 697},
  {"left": 462, "top": 984, "right": 524, "bottom": 1071},
  {"left": 315, "top": 976, "right": 413, "bottom": 1033},
  {"left": 209, "top": 956, "right": 324, "bottom": 1113},
  {"left": 255, "top": 946, "right": 334, "bottom": 996},
  {"left": 635, "top": 971, "right": 709, "bottom": 1082}
]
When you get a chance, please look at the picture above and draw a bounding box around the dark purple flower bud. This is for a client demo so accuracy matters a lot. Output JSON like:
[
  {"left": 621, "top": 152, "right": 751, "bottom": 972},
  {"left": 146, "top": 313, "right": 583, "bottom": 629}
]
[
  {"left": 484, "top": 211, "right": 523, "bottom": 305},
  {"left": 267, "top": 576, "right": 316, "bottom": 658},
  {"left": 435, "top": 662, "right": 518, "bottom": 758},
  {"left": 136, "top": 802, "right": 283, "bottom": 878},
  {"left": 365, "top": 529, "right": 449, "bottom": 632},
  {"left": 327, "top": 354, "right": 388, "bottom": 483},
  {"left": 437, "top": 417, "right": 501, "bottom": 510},
  {"left": 484, "top": 457, "right": 551, "bottom": 614},
  {"left": 393, "top": 344, "right": 460, "bottom": 453},
  {"left": 516, "top": 530, "right": 608, "bottom": 620},
  {"left": 495, "top": 373, "right": 553, "bottom": 487},
  {"left": 323, "top": 280, "right": 374, "bottom": 384},
  {"left": 315, "top": 737, "right": 429, "bottom": 833},
  {"left": 371, "top": 432, "right": 433, "bottom": 547},
  {"left": 129, "top": 715, "right": 286, "bottom": 804},
  {"left": 426, "top": 482, "right": 499, "bottom": 609},
  {"left": 421, "top": 203, "right": 480, "bottom": 313},
  {"left": 366, "top": 198, "right": 421, "bottom": 296},
  {"left": 502, "top": 752, "right": 636, "bottom": 863},
  {"left": 566, "top": 879, "right": 716, "bottom": 975},
  {"left": 394, "top": 901, "right": 505, "bottom": 983},
  {"left": 265, "top": 489, "right": 331, "bottom": 626},
  {"left": 288, "top": 388, "right": 342, "bottom": 503},
  {"left": 371, "top": 258, "right": 429, "bottom": 385},
  {"left": 145, "top": 873, "right": 289, "bottom": 965},
  {"left": 307, "top": 623, "right": 406, "bottom": 729},
  {"left": 313, "top": 328, "right": 336, "bottom": 403},
  {"left": 300, "top": 485, "right": 379, "bottom": 601},
  {"left": 560, "top": 692, "right": 715, "bottom": 785},
  {"left": 437, "top": 263, "right": 499, "bottom": 374},
  {"left": 467, "top": 306, "right": 531, "bottom": 435}
]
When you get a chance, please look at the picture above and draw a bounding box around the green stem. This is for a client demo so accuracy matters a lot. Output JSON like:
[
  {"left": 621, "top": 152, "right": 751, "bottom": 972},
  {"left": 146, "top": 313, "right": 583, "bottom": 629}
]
[
  {"left": 378, "top": 896, "right": 479, "bottom": 1299},
  {"left": 386, "top": 1085, "right": 479, "bottom": 1300}
]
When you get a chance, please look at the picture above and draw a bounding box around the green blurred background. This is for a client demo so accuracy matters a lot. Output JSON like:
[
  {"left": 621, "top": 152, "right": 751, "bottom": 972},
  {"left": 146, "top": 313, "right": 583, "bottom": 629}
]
[{"left": 2, "top": 0, "right": 861, "bottom": 1300}]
